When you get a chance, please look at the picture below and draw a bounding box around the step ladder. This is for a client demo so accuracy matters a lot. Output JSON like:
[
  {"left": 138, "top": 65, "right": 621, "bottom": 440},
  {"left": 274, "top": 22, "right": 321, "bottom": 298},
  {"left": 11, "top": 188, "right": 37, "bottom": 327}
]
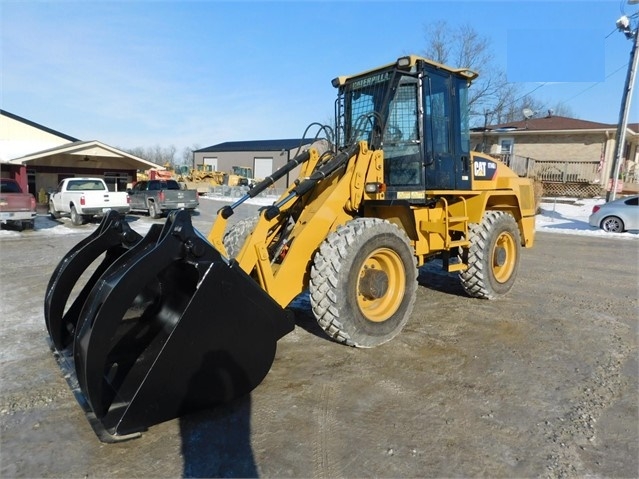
[{"left": 442, "top": 198, "right": 470, "bottom": 273}]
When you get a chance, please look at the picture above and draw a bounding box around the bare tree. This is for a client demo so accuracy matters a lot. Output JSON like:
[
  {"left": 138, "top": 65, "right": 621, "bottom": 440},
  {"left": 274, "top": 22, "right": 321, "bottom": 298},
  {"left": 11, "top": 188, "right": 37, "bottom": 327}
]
[
  {"left": 160, "top": 144, "right": 177, "bottom": 168},
  {"left": 423, "top": 21, "right": 529, "bottom": 126},
  {"left": 498, "top": 94, "right": 546, "bottom": 124},
  {"left": 423, "top": 21, "right": 578, "bottom": 126},
  {"left": 181, "top": 144, "right": 200, "bottom": 169},
  {"left": 545, "top": 102, "right": 575, "bottom": 118},
  {"left": 122, "top": 144, "right": 177, "bottom": 167},
  {"left": 498, "top": 96, "right": 576, "bottom": 124},
  {"left": 124, "top": 146, "right": 147, "bottom": 161}
]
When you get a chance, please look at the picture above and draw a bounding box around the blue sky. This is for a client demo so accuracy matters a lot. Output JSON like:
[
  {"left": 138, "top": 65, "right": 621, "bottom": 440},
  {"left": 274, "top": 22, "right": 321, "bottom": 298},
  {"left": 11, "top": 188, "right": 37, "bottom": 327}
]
[{"left": 2, "top": 0, "right": 638, "bottom": 153}]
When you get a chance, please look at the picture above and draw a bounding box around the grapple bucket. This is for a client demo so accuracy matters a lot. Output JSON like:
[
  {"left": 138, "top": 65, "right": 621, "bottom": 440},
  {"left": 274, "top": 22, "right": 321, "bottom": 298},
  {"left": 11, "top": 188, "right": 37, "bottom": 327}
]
[
  {"left": 59, "top": 210, "right": 294, "bottom": 440},
  {"left": 44, "top": 210, "right": 143, "bottom": 351}
]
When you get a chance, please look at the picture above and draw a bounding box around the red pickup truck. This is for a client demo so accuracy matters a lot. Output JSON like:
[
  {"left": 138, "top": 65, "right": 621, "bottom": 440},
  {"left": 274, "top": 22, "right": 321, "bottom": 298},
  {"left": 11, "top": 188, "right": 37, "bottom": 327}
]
[{"left": 0, "top": 178, "right": 37, "bottom": 230}]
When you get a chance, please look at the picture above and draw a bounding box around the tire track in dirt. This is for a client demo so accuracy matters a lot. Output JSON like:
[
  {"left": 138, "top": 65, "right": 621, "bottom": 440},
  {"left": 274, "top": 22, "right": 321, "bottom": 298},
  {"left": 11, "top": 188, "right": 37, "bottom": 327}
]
[
  {"left": 540, "top": 314, "right": 634, "bottom": 478},
  {"left": 312, "top": 383, "right": 345, "bottom": 479}
]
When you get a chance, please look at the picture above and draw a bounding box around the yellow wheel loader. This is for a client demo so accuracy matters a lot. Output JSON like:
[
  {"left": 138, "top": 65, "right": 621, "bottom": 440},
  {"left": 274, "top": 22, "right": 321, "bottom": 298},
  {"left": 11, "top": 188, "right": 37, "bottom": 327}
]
[
  {"left": 226, "top": 165, "right": 255, "bottom": 187},
  {"left": 44, "top": 55, "right": 535, "bottom": 441}
]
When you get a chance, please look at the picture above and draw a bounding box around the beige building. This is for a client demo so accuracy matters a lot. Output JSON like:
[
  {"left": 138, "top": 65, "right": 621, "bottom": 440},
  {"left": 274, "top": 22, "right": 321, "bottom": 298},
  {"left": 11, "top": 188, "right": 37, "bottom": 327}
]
[
  {"left": 470, "top": 115, "right": 639, "bottom": 195},
  {"left": 0, "top": 110, "right": 158, "bottom": 200}
]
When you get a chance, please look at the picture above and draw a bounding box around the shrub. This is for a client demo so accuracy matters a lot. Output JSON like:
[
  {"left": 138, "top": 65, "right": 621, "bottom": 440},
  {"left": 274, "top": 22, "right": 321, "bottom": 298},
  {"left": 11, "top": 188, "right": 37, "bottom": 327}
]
[{"left": 533, "top": 180, "right": 544, "bottom": 213}]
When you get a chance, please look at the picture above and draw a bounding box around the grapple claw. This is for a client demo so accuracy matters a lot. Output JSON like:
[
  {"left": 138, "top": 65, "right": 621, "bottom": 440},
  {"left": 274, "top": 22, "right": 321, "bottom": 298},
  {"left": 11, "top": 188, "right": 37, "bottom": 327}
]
[
  {"left": 50, "top": 210, "right": 293, "bottom": 440},
  {"left": 44, "top": 210, "right": 143, "bottom": 351}
]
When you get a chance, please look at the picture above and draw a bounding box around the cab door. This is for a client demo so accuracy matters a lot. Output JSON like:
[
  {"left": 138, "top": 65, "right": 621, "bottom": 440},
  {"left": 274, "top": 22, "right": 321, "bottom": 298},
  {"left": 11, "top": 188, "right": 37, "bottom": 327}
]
[
  {"left": 128, "top": 181, "right": 147, "bottom": 209},
  {"left": 423, "top": 71, "right": 471, "bottom": 190}
]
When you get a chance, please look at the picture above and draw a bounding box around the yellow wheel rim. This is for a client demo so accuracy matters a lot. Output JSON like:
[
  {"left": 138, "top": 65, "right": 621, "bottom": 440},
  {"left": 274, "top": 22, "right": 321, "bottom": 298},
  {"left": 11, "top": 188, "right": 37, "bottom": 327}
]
[
  {"left": 492, "top": 232, "right": 517, "bottom": 283},
  {"left": 356, "top": 248, "right": 405, "bottom": 322}
]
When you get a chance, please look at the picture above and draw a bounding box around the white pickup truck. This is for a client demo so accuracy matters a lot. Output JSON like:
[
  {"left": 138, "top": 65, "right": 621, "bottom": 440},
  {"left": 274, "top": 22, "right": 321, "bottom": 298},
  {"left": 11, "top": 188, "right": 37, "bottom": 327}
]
[{"left": 49, "top": 177, "right": 130, "bottom": 225}]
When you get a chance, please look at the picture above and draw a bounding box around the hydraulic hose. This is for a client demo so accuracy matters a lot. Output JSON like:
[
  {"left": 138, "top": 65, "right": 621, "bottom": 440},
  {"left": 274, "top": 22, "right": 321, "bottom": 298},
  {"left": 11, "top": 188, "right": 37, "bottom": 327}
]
[
  {"left": 219, "top": 149, "right": 313, "bottom": 219},
  {"left": 263, "top": 142, "right": 360, "bottom": 221},
  {"left": 291, "top": 142, "right": 360, "bottom": 197}
]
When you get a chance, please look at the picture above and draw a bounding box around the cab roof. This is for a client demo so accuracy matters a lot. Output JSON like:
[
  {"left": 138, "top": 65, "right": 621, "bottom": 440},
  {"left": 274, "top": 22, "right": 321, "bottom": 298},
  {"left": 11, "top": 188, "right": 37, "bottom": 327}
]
[{"left": 332, "top": 55, "right": 478, "bottom": 87}]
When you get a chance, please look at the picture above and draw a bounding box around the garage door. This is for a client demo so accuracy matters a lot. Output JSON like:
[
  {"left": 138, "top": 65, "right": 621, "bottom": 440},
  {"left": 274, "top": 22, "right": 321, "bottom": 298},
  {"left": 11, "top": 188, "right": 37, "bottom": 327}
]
[
  {"left": 254, "top": 158, "right": 273, "bottom": 180},
  {"left": 203, "top": 157, "right": 218, "bottom": 171}
]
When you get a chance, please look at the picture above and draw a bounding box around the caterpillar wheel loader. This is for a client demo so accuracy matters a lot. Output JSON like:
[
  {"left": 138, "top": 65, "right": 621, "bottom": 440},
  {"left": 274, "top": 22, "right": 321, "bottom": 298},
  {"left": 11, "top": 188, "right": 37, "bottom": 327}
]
[{"left": 44, "top": 55, "right": 536, "bottom": 442}]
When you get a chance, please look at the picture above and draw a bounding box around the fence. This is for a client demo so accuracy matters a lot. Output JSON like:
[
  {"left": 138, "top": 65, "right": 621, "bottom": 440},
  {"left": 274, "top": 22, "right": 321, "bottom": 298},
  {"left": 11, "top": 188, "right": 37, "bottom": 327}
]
[
  {"left": 495, "top": 154, "right": 601, "bottom": 183},
  {"left": 493, "top": 154, "right": 607, "bottom": 197},
  {"left": 205, "top": 185, "right": 284, "bottom": 199}
]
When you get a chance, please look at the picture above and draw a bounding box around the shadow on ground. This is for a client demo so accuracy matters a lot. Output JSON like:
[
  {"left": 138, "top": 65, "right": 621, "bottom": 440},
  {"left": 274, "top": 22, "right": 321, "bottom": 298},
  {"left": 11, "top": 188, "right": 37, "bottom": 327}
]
[
  {"left": 180, "top": 397, "right": 258, "bottom": 478},
  {"left": 418, "top": 261, "right": 468, "bottom": 297}
]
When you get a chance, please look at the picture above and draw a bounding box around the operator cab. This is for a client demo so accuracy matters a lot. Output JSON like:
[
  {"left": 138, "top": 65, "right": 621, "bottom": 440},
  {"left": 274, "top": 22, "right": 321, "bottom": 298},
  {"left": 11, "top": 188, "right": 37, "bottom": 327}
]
[{"left": 333, "top": 55, "right": 477, "bottom": 200}]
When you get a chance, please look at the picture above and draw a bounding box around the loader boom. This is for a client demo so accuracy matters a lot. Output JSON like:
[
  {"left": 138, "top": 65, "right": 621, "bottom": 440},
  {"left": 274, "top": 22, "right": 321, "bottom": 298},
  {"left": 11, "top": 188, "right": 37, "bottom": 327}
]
[{"left": 210, "top": 141, "right": 380, "bottom": 307}]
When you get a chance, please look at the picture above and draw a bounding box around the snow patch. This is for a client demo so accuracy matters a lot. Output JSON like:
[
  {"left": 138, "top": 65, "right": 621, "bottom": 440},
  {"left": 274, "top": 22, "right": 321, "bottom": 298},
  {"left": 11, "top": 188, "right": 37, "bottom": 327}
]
[{"left": 1, "top": 196, "right": 637, "bottom": 240}]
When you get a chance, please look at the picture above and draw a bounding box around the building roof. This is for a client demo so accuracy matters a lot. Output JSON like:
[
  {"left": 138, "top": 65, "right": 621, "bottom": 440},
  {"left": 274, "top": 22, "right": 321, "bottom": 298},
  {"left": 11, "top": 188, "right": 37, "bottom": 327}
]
[
  {"left": 0, "top": 109, "right": 80, "bottom": 142},
  {"left": 474, "top": 115, "right": 638, "bottom": 134},
  {"left": 196, "top": 138, "right": 316, "bottom": 153},
  {"left": 9, "top": 140, "right": 162, "bottom": 170}
]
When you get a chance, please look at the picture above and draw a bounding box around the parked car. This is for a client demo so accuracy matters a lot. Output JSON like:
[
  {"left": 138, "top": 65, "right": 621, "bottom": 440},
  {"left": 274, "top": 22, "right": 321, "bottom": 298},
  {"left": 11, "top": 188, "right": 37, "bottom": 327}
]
[
  {"left": 0, "top": 178, "right": 37, "bottom": 230},
  {"left": 128, "top": 179, "right": 199, "bottom": 218},
  {"left": 589, "top": 195, "right": 639, "bottom": 233},
  {"left": 49, "top": 177, "right": 130, "bottom": 226}
]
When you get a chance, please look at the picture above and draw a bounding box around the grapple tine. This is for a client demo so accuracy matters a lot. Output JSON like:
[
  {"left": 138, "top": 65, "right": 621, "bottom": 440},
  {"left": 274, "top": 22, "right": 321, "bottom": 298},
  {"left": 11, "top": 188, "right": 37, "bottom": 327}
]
[
  {"left": 44, "top": 210, "right": 142, "bottom": 351},
  {"left": 69, "top": 210, "right": 294, "bottom": 439}
]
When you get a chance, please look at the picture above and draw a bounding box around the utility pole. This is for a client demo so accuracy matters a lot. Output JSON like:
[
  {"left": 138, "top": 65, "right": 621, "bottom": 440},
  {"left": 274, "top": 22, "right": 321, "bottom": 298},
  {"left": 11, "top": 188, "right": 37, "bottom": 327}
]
[{"left": 607, "top": 13, "right": 639, "bottom": 202}]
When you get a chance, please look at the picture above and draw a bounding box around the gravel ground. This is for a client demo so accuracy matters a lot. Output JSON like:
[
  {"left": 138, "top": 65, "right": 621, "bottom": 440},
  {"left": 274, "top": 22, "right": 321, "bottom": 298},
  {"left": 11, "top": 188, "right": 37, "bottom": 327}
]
[{"left": 0, "top": 203, "right": 637, "bottom": 478}]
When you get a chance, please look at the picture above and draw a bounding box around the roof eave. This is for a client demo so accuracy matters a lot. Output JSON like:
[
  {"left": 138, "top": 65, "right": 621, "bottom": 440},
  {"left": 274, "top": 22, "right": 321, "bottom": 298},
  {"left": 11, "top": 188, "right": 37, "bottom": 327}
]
[
  {"left": 471, "top": 127, "right": 637, "bottom": 136},
  {"left": 8, "top": 140, "right": 162, "bottom": 169}
]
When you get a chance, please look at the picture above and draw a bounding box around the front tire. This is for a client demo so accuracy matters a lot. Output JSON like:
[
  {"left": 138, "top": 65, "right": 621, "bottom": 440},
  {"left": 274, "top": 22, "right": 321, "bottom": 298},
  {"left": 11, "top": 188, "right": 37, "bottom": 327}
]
[
  {"left": 222, "top": 216, "right": 259, "bottom": 258},
  {"left": 310, "top": 218, "right": 417, "bottom": 348},
  {"left": 49, "top": 201, "right": 61, "bottom": 219},
  {"left": 459, "top": 211, "right": 521, "bottom": 299},
  {"left": 601, "top": 215, "right": 624, "bottom": 233}
]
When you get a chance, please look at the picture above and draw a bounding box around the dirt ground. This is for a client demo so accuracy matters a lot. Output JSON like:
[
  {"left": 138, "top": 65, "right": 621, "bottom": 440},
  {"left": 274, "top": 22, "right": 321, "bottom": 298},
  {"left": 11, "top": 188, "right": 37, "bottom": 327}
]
[{"left": 1, "top": 201, "right": 637, "bottom": 478}]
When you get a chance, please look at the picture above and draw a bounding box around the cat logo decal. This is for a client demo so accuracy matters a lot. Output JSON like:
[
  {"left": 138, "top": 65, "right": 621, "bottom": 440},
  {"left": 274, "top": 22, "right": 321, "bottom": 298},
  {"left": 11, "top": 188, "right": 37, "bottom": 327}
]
[{"left": 473, "top": 159, "right": 497, "bottom": 181}]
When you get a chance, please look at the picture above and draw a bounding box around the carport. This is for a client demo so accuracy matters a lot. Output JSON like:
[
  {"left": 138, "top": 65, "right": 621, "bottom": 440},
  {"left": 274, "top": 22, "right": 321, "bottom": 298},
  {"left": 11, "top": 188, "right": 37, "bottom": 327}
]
[{"left": 7, "top": 140, "right": 162, "bottom": 200}]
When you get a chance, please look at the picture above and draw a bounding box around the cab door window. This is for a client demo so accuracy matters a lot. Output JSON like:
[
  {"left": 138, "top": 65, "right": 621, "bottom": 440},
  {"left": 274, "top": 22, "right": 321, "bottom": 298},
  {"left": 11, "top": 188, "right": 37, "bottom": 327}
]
[{"left": 383, "top": 79, "right": 422, "bottom": 187}]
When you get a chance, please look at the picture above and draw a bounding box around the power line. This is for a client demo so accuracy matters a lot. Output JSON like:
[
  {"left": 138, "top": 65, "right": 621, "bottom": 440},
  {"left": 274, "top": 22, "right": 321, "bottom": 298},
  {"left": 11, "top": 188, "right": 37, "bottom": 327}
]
[
  {"left": 510, "top": 82, "right": 547, "bottom": 105},
  {"left": 606, "top": 27, "right": 618, "bottom": 39},
  {"left": 561, "top": 63, "right": 629, "bottom": 105},
  {"left": 497, "top": 25, "right": 625, "bottom": 114},
  {"left": 476, "top": 14, "right": 635, "bottom": 122}
]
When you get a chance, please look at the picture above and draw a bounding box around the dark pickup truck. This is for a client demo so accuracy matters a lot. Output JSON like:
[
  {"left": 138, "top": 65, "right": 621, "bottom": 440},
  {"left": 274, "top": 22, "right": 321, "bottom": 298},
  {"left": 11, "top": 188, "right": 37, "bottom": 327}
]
[{"left": 128, "top": 179, "right": 199, "bottom": 219}]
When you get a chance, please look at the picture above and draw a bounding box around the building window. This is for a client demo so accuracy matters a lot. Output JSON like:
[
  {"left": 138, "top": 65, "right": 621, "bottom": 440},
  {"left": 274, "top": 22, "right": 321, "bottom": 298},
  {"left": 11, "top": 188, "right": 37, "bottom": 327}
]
[
  {"left": 499, "top": 137, "right": 514, "bottom": 166},
  {"left": 500, "top": 137, "right": 514, "bottom": 154},
  {"left": 104, "top": 172, "right": 129, "bottom": 192}
]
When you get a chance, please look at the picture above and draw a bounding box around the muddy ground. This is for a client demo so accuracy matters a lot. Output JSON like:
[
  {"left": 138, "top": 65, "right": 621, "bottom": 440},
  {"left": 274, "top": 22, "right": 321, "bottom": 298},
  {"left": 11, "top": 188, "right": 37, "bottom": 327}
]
[{"left": 1, "top": 201, "right": 637, "bottom": 478}]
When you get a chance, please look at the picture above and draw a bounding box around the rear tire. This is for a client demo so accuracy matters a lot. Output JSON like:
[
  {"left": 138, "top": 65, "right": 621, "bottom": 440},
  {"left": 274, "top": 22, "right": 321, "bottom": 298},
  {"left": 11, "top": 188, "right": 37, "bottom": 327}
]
[
  {"left": 148, "top": 201, "right": 160, "bottom": 219},
  {"left": 310, "top": 218, "right": 417, "bottom": 348},
  {"left": 601, "top": 215, "right": 624, "bottom": 233},
  {"left": 459, "top": 211, "right": 521, "bottom": 299},
  {"left": 222, "top": 216, "right": 259, "bottom": 258},
  {"left": 70, "top": 206, "right": 84, "bottom": 226}
]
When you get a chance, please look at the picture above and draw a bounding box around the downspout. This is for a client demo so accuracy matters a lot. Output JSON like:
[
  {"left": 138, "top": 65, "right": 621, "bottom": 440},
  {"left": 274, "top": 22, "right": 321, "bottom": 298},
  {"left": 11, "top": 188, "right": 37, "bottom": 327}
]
[{"left": 603, "top": 130, "right": 612, "bottom": 185}]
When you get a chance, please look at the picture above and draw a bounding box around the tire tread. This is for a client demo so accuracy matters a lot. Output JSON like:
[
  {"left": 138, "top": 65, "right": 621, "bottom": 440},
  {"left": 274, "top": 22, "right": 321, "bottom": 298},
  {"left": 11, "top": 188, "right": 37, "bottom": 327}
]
[
  {"left": 310, "top": 218, "right": 417, "bottom": 347},
  {"left": 459, "top": 211, "right": 520, "bottom": 300}
]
